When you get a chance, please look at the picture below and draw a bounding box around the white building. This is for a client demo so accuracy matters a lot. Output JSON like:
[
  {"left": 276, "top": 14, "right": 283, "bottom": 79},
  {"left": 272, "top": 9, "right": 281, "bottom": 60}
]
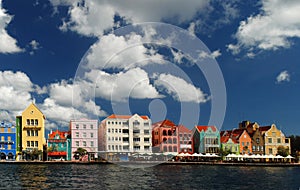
[
  {"left": 98, "top": 114, "right": 152, "bottom": 154},
  {"left": 70, "top": 119, "right": 98, "bottom": 160}
]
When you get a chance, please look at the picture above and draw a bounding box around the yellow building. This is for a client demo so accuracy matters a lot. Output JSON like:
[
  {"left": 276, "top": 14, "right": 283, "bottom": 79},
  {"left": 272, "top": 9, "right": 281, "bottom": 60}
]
[
  {"left": 20, "top": 103, "right": 46, "bottom": 160},
  {"left": 264, "top": 124, "right": 290, "bottom": 155}
]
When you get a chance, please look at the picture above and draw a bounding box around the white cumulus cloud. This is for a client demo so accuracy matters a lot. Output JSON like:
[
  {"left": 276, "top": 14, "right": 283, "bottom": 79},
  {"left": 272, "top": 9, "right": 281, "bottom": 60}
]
[
  {"left": 276, "top": 70, "right": 290, "bottom": 83},
  {"left": 229, "top": 0, "right": 300, "bottom": 54},
  {"left": 50, "top": 0, "right": 210, "bottom": 36},
  {"left": 0, "top": 0, "right": 22, "bottom": 53},
  {"left": 154, "top": 73, "right": 209, "bottom": 103}
]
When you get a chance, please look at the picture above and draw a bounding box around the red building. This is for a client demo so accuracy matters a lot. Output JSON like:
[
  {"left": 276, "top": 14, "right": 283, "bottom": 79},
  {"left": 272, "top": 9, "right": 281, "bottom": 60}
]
[
  {"left": 152, "top": 120, "right": 178, "bottom": 153},
  {"left": 177, "top": 125, "right": 193, "bottom": 153}
]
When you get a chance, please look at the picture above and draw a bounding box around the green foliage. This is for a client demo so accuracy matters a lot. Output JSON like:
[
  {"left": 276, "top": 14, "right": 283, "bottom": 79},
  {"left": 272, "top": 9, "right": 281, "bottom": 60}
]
[{"left": 277, "top": 146, "right": 289, "bottom": 157}]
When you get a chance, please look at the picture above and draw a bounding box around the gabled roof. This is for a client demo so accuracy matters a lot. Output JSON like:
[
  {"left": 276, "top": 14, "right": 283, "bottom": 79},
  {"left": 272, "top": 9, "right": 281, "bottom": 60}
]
[
  {"left": 48, "top": 130, "right": 69, "bottom": 139},
  {"left": 178, "top": 125, "right": 192, "bottom": 133},
  {"left": 22, "top": 102, "right": 45, "bottom": 119},
  {"left": 196, "top": 126, "right": 217, "bottom": 132},
  {"left": 107, "top": 114, "right": 149, "bottom": 120},
  {"left": 152, "top": 119, "right": 176, "bottom": 130}
]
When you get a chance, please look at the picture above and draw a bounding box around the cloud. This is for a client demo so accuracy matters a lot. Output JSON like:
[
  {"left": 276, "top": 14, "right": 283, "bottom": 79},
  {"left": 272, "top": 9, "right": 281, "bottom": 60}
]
[
  {"left": 84, "top": 68, "right": 162, "bottom": 102},
  {"left": 85, "top": 33, "right": 164, "bottom": 70},
  {"left": 276, "top": 70, "right": 290, "bottom": 83},
  {"left": 0, "top": 71, "right": 35, "bottom": 121},
  {"left": 229, "top": 0, "right": 300, "bottom": 53},
  {"left": 154, "top": 73, "right": 209, "bottom": 103},
  {"left": 198, "top": 49, "right": 222, "bottom": 59},
  {"left": 50, "top": 0, "right": 210, "bottom": 36},
  {"left": 0, "top": 0, "right": 22, "bottom": 53}
]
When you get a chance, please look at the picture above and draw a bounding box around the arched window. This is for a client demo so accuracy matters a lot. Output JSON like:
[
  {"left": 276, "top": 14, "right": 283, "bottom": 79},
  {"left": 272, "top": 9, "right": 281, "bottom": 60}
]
[
  {"left": 168, "top": 146, "right": 173, "bottom": 152},
  {"left": 173, "top": 146, "right": 177, "bottom": 152},
  {"left": 173, "top": 138, "right": 177, "bottom": 144},
  {"left": 163, "top": 130, "right": 167, "bottom": 136},
  {"left": 168, "top": 130, "right": 172, "bottom": 136},
  {"left": 163, "top": 138, "right": 167, "bottom": 144},
  {"left": 168, "top": 138, "right": 172, "bottom": 144},
  {"left": 163, "top": 146, "right": 168, "bottom": 152}
]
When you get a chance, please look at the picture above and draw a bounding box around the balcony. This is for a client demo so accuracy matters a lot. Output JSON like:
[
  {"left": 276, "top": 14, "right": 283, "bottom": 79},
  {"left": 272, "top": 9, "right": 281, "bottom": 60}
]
[{"left": 23, "top": 125, "right": 41, "bottom": 129}]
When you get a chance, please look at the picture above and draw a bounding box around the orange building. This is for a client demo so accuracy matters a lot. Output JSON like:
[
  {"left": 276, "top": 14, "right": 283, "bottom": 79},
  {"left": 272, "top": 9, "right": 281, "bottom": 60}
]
[{"left": 231, "top": 129, "right": 252, "bottom": 154}]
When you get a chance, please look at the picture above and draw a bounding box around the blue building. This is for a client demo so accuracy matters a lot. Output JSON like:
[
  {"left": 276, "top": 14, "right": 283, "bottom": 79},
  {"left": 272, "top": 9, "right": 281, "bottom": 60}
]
[
  {"left": 192, "top": 126, "right": 220, "bottom": 154},
  {"left": 0, "top": 121, "right": 16, "bottom": 160}
]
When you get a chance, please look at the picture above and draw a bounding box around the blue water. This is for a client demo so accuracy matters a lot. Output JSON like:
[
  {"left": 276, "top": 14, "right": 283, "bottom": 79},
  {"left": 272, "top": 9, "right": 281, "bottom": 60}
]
[{"left": 0, "top": 163, "right": 299, "bottom": 189}]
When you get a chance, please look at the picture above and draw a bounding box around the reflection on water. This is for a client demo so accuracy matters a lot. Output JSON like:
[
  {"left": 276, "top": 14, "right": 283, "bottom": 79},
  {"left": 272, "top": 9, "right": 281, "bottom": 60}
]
[{"left": 0, "top": 164, "right": 299, "bottom": 189}]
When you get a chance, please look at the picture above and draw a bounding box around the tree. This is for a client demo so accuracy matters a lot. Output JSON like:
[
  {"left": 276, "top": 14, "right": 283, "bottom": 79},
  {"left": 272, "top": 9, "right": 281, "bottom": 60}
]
[
  {"left": 74, "top": 148, "right": 87, "bottom": 160},
  {"left": 277, "top": 146, "right": 289, "bottom": 157}
]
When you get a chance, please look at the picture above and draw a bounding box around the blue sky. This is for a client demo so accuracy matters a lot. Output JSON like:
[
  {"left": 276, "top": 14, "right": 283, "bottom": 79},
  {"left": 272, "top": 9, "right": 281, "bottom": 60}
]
[{"left": 0, "top": 0, "right": 299, "bottom": 135}]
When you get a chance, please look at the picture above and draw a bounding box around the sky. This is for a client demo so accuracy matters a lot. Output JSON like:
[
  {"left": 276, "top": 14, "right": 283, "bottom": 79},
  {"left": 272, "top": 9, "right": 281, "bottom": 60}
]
[{"left": 0, "top": 0, "right": 300, "bottom": 135}]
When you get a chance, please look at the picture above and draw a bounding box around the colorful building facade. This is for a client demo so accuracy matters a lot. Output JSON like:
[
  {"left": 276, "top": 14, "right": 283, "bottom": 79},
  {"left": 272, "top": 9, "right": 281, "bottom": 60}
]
[
  {"left": 152, "top": 120, "right": 178, "bottom": 153},
  {"left": 99, "top": 114, "right": 152, "bottom": 161},
  {"left": 193, "top": 126, "right": 220, "bottom": 154},
  {"left": 0, "top": 121, "right": 16, "bottom": 160},
  {"left": 177, "top": 125, "right": 193, "bottom": 153},
  {"left": 220, "top": 130, "right": 239, "bottom": 154},
  {"left": 264, "top": 124, "right": 291, "bottom": 155},
  {"left": 18, "top": 103, "right": 46, "bottom": 160},
  {"left": 47, "top": 130, "right": 71, "bottom": 161},
  {"left": 231, "top": 129, "right": 252, "bottom": 154},
  {"left": 70, "top": 119, "right": 98, "bottom": 160}
]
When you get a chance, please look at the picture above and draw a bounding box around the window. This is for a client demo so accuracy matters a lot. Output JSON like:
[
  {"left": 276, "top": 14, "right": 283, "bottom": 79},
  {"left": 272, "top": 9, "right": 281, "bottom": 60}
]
[
  {"left": 31, "top": 119, "right": 34, "bottom": 125},
  {"left": 108, "top": 137, "right": 110, "bottom": 141},
  {"left": 83, "top": 141, "right": 86, "bottom": 147},
  {"left": 123, "top": 145, "right": 129, "bottom": 150},
  {"left": 115, "top": 129, "right": 118, "bottom": 133},
  {"left": 256, "top": 138, "right": 260, "bottom": 144},
  {"left": 144, "top": 122, "right": 149, "bottom": 126},
  {"left": 35, "top": 119, "right": 38, "bottom": 126},
  {"left": 133, "top": 130, "right": 140, "bottom": 134},
  {"left": 242, "top": 142, "right": 245, "bottom": 146},
  {"left": 76, "top": 124, "right": 79, "bottom": 129},
  {"left": 119, "top": 145, "right": 122, "bottom": 150},
  {"left": 144, "top": 130, "right": 149, "bottom": 134},
  {"left": 134, "top": 146, "right": 140, "bottom": 150},
  {"left": 83, "top": 132, "right": 86, "bottom": 138},
  {"left": 90, "top": 124, "right": 93, "bottom": 129},
  {"left": 253, "top": 146, "right": 256, "bottom": 151},
  {"left": 35, "top": 141, "right": 38, "bottom": 147},
  {"left": 168, "top": 138, "right": 172, "bottom": 144},
  {"left": 108, "top": 121, "right": 110, "bottom": 125},
  {"left": 27, "top": 119, "right": 30, "bottom": 125},
  {"left": 144, "top": 146, "right": 150, "bottom": 151},
  {"left": 269, "top": 148, "right": 273, "bottom": 154},
  {"left": 133, "top": 138, "right": 140, "bottom": 142},
  {"left": 144, "top": 138, "right": 149, "bottom": 143},
  {"left": 35, "top": 130, "right": 38, "bottom": 136},
  {"left": 31, "top": 141, "right": 34, "bottom": 147},
  {"left": 119, "top": 129, "right": 122, "bottom": 133},
  {"left": 91, "top": 141, "right": 94, "bottom": 147},
  {"left": 27, "top": 130, "right": 30, "bottom": 136},
  {"left": 108, "top": 128, "right": 111, "bottom": 133},
  {"left": 277, "top": 138, "right": 281, "bottom": 143},
  {"left": 116, "top": 145, "right": 118, "bottom": 150},
  {"left": 76, "top": 141, "right": 79, "bottom": 147},
  {"left": 75, "top": 132, "right": 79, "bottom": 138},
  {"left": 268, "top": 138, "right": 272, "bottom": 143},
  {"left": 83, "top": 124, "right": 86, "bottom": 129},
  {"left": 61, "top": 143, "right": 64, "bottom": 148},
  {"left": 7, "top": 145, "right": 11, "bottom": 150},
  {"left": 246, "top": 142, "right": 249, "bottom": 146},
  {"left": 27, "top": 141, "right": 30, "bottom": 147},
  {"left": 108, "top": 145, "right": 111, "bottom": 150},
  {"left": 91, "top": 133, "right": 94, "bottom": 138},
  {"left": 31, "top": 130, "right": 34, "bottom": 136}
]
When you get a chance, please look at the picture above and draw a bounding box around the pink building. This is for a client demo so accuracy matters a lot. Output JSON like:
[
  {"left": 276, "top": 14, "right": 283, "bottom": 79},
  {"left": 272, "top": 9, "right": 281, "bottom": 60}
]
[
  {"left": 177, "top": 125, "right": 193, "bottom": 153},
  {"left": 152, "top": 120, "right": 178, "bottom": 153},
  {"left": 70, "top": 119, "right": 98, "bottom": 160}
]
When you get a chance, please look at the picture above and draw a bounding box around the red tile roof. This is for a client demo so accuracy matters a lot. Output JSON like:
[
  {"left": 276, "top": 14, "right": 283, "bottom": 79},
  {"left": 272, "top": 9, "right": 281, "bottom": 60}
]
[
  {"left": 196, "top": 126, "right": 217, "bottom": 132},
  {"left": 152, "top": 119, "right": 176, "bottom": 129},
  {"left": 178, "top": 125, "right": 192, "bottom": 133},
  {"left": 107, "top": 114, "right": 149, "bottom": 120},
  {"left": 48, "top": 130, "right": 69, "bottom": 139}
]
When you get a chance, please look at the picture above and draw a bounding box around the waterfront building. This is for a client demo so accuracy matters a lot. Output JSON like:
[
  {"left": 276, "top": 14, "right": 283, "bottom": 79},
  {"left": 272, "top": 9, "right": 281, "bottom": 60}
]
[
  {"left": 220, "top": 130, "right": 239, "bottom": 154},
  {"left": 152, "top": 120, "right": 178, "bottom": 153},
  {"left": 70, "top": 119, "right": 98, "bottom": 161},
  {"left": 231, "top": 129, "right": 252, "bottom": 154},
  {"left": 177, "top": 125, "right": 193, "bottom": 153},
  {"left": 98, "top": 114, "right": 152, "bottom": 160},
  {"left": 263, "top": 124, "right": 291, "bottom": 155},
  {"left": 0, "top": 121, "right": 16, "bottom": 160},
  {"left": 17, "top": 103, "right": 46, "bottom": 160},
  {"left": 47, "top": 130, "right": 71, "bottom": 161},
  {"left": 239, "top": 121, "right": 265, "bottom": 155},
  {"left": 192, "top": 126, "right": 220, "bottom": 154}
]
